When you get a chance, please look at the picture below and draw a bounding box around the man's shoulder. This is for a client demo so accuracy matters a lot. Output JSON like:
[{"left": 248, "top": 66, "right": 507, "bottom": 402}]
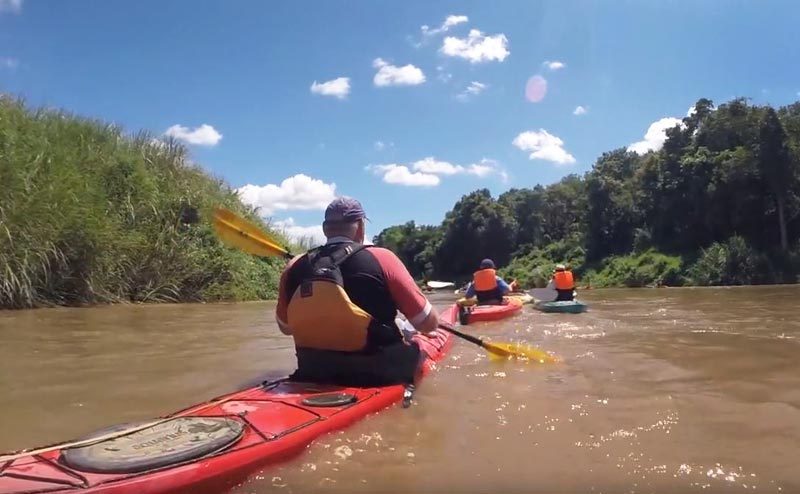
[
  {"left": 356, "top": 246, "right": 412, "bottom": 274},
  {"left": 361, "top": 244, "right": 392, "bottom": 254},
  {"left": 354, "top": 245, "right": 397, "bottom": 260},
  {"left": 282, "top": 253, "right": 307, "bottom": 274}
]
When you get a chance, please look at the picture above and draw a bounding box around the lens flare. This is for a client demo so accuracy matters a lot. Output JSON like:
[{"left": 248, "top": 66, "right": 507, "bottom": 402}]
[{"left": 525, "top": 75, "right": 547, "bottom": 103}]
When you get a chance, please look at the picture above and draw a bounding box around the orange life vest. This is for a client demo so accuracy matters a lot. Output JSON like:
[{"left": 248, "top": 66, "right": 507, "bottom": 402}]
[
  {"left": 286, "top": 244, "right": 386, "bottom": 352},
  {"left": 553, "top": 270, "right": 575, "bottom": 290},
  {"left": 473, "top": 268, "right": 498, "bottom": 291}
]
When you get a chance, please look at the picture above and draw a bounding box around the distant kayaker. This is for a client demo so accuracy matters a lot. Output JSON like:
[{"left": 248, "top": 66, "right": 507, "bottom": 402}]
[
  {"left": 274, "top": 196, "right": 441, "bottom": 387},
  {"left": 546, "top": 263, "right": 576, "bottom": 301},
  {"left": 464, "top": 258, "right": 512, "bottom": 305}
]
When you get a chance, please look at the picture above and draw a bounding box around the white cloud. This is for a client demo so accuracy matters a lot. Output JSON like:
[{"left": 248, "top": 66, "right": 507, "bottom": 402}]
[
  {"left": 444, "top": 14, "right": 469, "bottom": 26},
  {"left": 0, "top": 57, "right": 18, "bottom": 70},
  {"left": 421, "top": 14, "right": 469, "bottom": 37},
  {"left": 310, "top": 77, "right": 350, "bottom": 99},
  {"left": 412, "top": 157, "right": 462, "bottom": 175},
  {"left": 466, "top": 159, "right": 502, "bottom": 178},
  {"left": 512, "top": 129, "right": 576, "bottom": 166},
  {"left": 543, "top": 60, "right": 566, "bottom": 71},
  {"left": 367, "top": 157, "right": 505, "bottom": 186},
  {"left": 271, "top": 218, "right": 326, "bottom": 247},
  {"left": 456, "top": 81, "right": 488, "bottom": 101},
  {"left": 374, "top": 140, "right": 394, "bottom": 151},
  {"left": 236, "top": 174, "right": 337, "bottom": 215},
  {"left": 163, "top": 124, "right": 222, "bottom": 147},
  {"left": 573, "top": 105, "right": 587, "bottom": 116},
  {"left": 367, "top": 164, "right": 440, "bottom": 187},
  {"left": 627, "top": 117, "right": 685, "bottom": 154},
  {"left": 0, "top": 0, "right": 21, "bottom": 13},
  {"left": 413, "top": 157, "right": 503, "bottom": 178},
  {"left": 372, "top": 58, "right": 426, "bottom": 87},
  {"left": 441, "top": 29, "right": 510, "bottom": 63}
]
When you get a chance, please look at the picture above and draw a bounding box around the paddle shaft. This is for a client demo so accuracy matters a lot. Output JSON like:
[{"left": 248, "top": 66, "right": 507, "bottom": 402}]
[{"left": 437, "top": 322, "right": 488, "bottom": 349}]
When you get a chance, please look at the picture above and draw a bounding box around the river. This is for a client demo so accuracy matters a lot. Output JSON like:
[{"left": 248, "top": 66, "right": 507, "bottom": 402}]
[{"left": 1, "top": 286, "right": 799, "bottom": 493}]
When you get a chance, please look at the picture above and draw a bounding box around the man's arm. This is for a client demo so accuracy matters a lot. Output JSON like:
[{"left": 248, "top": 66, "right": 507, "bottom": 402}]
[
  {"left": 465, "top": 282, "right": 476, "bottom": 299},
  {"left": 496, "top": 277, "right": 512, "bottom": 294},
  {"left": 370, "top": 248, "right": 440, "bottom": 334},
  {"left": 407, "top": 304, "right": 439, "bottom": 334},
  {"left": 275, "top": 254, "right": 303, "bottom": 335},
  {"left": 276, "top": 318, "right": 292, "bottom": 335}
]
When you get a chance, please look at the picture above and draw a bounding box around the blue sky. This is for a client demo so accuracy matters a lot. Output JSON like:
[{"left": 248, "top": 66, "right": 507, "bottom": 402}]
[{"left": 2, "top": 0, "right": 799, "bottom": 245}]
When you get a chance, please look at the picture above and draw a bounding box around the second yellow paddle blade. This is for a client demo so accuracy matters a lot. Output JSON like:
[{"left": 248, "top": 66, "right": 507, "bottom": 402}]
[
  {"left": 485, "top": 342, "right": 560, "bottom": 363},
  {"left": 212, "top": 208, "right": 291, "bottom": 258}
]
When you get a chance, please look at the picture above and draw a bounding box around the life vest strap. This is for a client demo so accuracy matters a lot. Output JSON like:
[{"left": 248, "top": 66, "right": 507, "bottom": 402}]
[{"left": 306, "top": 242, "right": 367, "bottom": 272}]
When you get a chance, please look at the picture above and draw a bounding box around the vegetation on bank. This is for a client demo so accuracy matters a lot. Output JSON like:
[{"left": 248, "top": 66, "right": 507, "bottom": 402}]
[
  {"left": 375, "top": 97, "right": 800, "bottom": 288},
  {"left": 0, "top": 96, "right": 292, "bottom": 309},
  {"left": 3, "top": 95, "right": 800, "bottom": 309}
]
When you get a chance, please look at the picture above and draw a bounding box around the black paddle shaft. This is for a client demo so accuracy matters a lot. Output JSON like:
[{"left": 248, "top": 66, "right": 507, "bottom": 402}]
[{"left": 437, "top": 323, "right": 486, "bottom": 348}]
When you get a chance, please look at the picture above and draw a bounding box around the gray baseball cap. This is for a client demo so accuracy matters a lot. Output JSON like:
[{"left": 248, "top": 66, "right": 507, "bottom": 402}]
[{"left": 324, "top": 196, "right": 369, "bottom": 223}]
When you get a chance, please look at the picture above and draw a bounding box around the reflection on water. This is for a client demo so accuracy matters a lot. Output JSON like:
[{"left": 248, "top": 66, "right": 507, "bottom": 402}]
[{"left": 1, "top": 286, "right": 799, "bottom": 493}]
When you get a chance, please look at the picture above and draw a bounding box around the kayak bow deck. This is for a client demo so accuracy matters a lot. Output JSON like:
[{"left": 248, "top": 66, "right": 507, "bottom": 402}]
[
  {"left": 457, "top": 296, "right": 524, "bottom": 325},
  {"left": 0, "top": 307, "right": 457, "bottom": 494}
]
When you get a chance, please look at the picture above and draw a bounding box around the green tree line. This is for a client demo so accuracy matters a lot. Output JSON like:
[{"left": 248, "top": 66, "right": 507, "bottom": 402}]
[
  {"left": 374, "top": 98, "right": 800, "bottom": 288},
  {"left": 0, "top": 96, "right": 292, "bottom": 309}
]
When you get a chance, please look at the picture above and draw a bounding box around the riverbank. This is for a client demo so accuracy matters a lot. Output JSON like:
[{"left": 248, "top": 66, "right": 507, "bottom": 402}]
[
  {"left": 499, "top": 242, "right": 800, "bottom": 290},
  {"left": 0, "top": 96, "right": 291, "bottom": 310},
  {"left": 427, "top": 243, "right": 800, "bottom": 291}
]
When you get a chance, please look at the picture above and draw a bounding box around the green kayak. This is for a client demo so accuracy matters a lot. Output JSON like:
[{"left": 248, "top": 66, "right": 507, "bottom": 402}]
[{"left": 534, "top": 300, "right": 588, "bottom": 314}]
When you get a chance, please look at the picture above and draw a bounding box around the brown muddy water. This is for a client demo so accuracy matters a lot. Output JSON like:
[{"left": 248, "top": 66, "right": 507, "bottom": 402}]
[{"left": 1, "top": 286, "right": 799, "bottom": 493}]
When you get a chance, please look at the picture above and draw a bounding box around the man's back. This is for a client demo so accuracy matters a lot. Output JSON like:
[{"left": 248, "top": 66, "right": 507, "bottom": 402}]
[
  {"left": 275, "top": 241, "right": 436, "bottom": 386},
  {"left": 272, "top": 195, "right": 440, "bottom": 386},
  {"left": 283, "top": 243, "right": 398, "bottom": 335},
  {"left": 277, "top": 242, "right": 434, "bottom": 347}
]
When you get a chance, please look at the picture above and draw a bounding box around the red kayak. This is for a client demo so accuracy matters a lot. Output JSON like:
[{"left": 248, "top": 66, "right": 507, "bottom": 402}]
[
  {"left": 0, "top": 306, "right": 457, "bottom": 494},
  {"left": 459, "top": 297, "right": 523, "bottom": 325}
]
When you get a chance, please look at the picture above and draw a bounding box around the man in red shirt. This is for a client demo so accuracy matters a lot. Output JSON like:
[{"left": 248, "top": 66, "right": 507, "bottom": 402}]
[{"left": 275, "top": 196, "right": 440, "bottom": 386}]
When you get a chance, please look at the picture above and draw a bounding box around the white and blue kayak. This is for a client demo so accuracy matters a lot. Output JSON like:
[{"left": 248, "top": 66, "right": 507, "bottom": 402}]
[
  {"left": 534, "top": 300, "right": 588, "bottom": 313},
  {"left": 528, "top": 288, "right": 588, "bottom": 313}
]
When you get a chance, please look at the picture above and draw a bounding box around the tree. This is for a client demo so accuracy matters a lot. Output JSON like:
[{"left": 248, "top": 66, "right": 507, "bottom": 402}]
[
  {"left": 373, "top": 221, "right": 442, "bottom": 278},
  {"left": 538, "top": 175, "right": 587, "bottom": 244},
  {"left": 757, "top": 107, "right": 796, "bottom": 251},
  {"left": 683, "top": 98, "right": 715, "bottom": 135},
  {"left": 434, "top": 189, "right": 518, "bottom": 278},
  {"left": 498, "top": 186, "right": 546, "bottom": 252},
  {"left": 585, "top": 149, "right": 642, "bottom": 260}
]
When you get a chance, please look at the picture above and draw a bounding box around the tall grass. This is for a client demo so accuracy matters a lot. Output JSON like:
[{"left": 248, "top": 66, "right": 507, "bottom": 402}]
[{"left": 0, "top": 95, "right": 289, "bottom": 309}]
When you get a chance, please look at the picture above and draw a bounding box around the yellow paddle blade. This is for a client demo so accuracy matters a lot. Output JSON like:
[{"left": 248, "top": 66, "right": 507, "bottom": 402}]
[
  {"left": 484, "top": 341, "right": 560, "bottom": 363},
  {"left": 212, "top": 208, "right": 292, "bottom": 259}
]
